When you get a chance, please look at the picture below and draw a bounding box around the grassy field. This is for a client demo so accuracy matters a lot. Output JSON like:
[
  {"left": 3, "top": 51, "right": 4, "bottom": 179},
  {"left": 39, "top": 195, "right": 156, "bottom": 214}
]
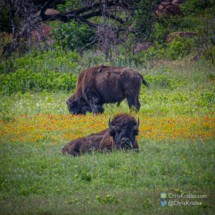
[{"left": 0, "top": 55, "right": 215, "bottom": 214}]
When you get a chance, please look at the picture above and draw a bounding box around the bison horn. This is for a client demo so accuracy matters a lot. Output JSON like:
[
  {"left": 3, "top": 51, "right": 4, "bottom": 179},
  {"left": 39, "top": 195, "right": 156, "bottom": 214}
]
[
  {"left": 108, "top": 117, "right": 115, "bottom": 130},
  {"left": 134, "top": 118, "right": 139, "bottom": 130},
  {"left": 65, "top": 99, "right": 70, "bottom": 105}
]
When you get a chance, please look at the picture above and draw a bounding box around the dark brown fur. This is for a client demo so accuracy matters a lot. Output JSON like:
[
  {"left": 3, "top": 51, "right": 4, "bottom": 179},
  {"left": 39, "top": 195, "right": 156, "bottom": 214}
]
[
  {"left": 61, "top": 114, "right": 139, "bottom": 156},
  {"left": 65, "top": 65, "right": 148, "bottom": 115}
]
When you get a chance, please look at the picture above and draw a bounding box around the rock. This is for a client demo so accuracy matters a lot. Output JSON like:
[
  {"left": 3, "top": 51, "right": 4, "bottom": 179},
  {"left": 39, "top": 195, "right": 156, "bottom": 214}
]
[
  {"left": 128, "top": 25, "right": 134, "bottom": 31},
  {"left": 155, "top": 2, "right": 184, "bottom": 17},
  {"left": 35, "top": 8, "right": 60, "bottom": 16},
  {"left": 31, "top": 24, "right": 54, "bottom": 45},
  {"left": 165, "top": 32, "right": 197, "bottom": 43},
  {"left": 172, "top": 0, "right": 186, "bottom": 5},
  {"left": 134, "top": 42, "right": 155, "bottom": 54}
]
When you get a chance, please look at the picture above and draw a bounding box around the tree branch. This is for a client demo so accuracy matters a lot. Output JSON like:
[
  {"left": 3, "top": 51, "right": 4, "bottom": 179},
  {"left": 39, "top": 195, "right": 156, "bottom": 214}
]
[
  {"left": 0, "top": 1, "right": 6, "bottom": 12},
  {"left": 40, "top": 0, "right": 53, "bottom": 15},
  {"left": 9, "top": 0, "right": 16, "bottom": 39},
  {"left": 39, "top": 0, "right": 129, "bottom": 24}
]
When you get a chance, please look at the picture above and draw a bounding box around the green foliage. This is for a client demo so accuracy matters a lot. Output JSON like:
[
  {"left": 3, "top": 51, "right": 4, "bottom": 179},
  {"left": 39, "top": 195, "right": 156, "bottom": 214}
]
[
  {"left": 165, "top": 36, "right": 195, "bottom": 60},
  {"left": 181, "top": 0, "right": 215, "bottom": 14},
  {"left": 143, "top": 198, "right": 152, "bottom": 208},
  {"left": 80, "top": 50, "right": 105, "bottom": 68},
  {"left": 197, "top": 90, "right": 215, "bottom": 106},
  {"left": 144, "top": 74, "right": 187, "bottom": 89},
  {"left": 194, "top": 19, "right": 215, "bottom": 64},
  {"left": 133, "top": 1, "right": 155, "bottom": 38},
  {"left": 96, "top": 195, "right": 120, "bottom": 204},
  {"left": 57, "top": 0, "right": 85, "bottom": 12},
  {"left": 81, "top": 172, "right": 92, "bottom": 182},
  {"left": 1, "top": 47, "right": 80, "bottom": 75},
  {"left": 150, "top": 22, "right": 168, "bottom": 44},
  {"left": 133, "top": 36, "right": 195, "bottom": 61},
  {"left": 110, "top": 54, "right": 137, "bottom": 68},
  {"left": 0, "top": 48, "right": 80, "bottom": 95},
  {"left": 1, "top": 112, "right": 14, "bottom": 123},
  {"left": 52, "top": 20, "right": 95, "bottom": 50},
  {"left": 0, "top": 33, "right": 13, "bottom": 62},
  {"left": 0, "top": 67, "right": 77, "bottom": 95},
  {"left": 167, "top": 15, "right": 198, "bottom": 32},
  {"left": 141, "top": 42, "right": 165, "bottom": 61},
  {"left": 114, "top": 41, "right": 165, "bottom": 66}
]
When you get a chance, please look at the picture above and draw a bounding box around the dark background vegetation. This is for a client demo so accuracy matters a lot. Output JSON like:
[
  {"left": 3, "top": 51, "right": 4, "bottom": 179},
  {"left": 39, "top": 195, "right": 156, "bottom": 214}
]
[{"left": 1, "top": 0, "right": 214, "bottom": 63}]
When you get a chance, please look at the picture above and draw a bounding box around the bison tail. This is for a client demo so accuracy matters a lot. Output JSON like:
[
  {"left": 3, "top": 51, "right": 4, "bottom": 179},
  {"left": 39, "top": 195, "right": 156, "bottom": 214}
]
[
  {"left": 142, "top": 78, "right": 149, "bottom": 87},
  {"left": 138, "top": 73, "right": 149, "bottom": 87}
]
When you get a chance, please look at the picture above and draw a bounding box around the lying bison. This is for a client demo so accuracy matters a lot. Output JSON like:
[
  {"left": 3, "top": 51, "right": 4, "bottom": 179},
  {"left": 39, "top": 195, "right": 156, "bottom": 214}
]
[
  {"left": 61, "top": 114, "right": 139, "bottom": 156},
  {"left": 65, "top": 65, "right": 148, "bottom": 115}
]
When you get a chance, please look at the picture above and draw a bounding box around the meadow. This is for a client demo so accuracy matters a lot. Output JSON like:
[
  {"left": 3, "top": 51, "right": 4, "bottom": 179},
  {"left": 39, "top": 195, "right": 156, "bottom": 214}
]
[{"left": 0, "top": 49, "right": 215, "bottom": 214}]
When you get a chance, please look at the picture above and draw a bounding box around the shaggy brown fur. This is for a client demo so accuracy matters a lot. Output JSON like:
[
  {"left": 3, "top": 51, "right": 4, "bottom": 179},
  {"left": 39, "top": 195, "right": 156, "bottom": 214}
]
[
  {"left": 61, "top": 114, "right": 139, "bottom": 156},
  {"left": 119, "top": 71, "right": 124, "bottom": 76},
  {"left": 65, "top": 65, "right": 148, "bottom": 115},
  {"left": 106, "top": 71, "right": 110, "bottom": 78}
]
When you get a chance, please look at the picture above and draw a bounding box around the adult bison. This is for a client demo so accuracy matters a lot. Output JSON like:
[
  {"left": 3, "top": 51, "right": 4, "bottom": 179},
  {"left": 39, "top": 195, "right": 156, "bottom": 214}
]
[
  {"left": 65, "top": 65, "right": 148, "bottom": 115},
  {"left": 61, "top": 114, "right": 139, "bottom": 156}
]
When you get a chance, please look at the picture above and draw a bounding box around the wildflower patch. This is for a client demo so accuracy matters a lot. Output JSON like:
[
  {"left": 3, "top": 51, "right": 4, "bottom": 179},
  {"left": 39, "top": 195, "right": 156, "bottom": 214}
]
[{"left": 0, "top": 112, "right": 214, "bottom": 144}]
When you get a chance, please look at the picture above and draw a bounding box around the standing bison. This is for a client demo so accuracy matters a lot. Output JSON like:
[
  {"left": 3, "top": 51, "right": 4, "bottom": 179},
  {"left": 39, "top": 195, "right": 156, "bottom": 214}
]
[
  {"left": 65, "top": 65, "right": 148, "bottom": 115},
  {"left": 61, "top": 114, "right": 139, "bottom": 156}
]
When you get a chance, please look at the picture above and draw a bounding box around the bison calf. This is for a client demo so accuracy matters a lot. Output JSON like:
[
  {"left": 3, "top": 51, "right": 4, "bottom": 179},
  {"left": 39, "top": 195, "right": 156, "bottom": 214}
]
[{"left": 61, "top": 114, "right": 139, "bottom": 156}]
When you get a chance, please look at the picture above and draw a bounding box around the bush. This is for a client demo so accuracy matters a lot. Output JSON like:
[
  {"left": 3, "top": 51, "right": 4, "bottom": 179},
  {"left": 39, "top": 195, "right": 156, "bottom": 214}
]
[
  {"left": 144, "top": 74, "right": 187, "bottom": 89},
  {"left": 150, "top": 22, "right": 168, "bottom": 44},
  {"left": 0, "top": 33, "right": 12, "bottom": 62},
  {"left": 0, "top": 48, "right": 80, "bottom": 95},
  {"left": 0, "top": 68, "right": 77, "bottom": 95},
  {"left": 165, "top": 36, "right": 195, "bottom": 60},
  {"left": 194, "top": 19, "right": 215, "bottom": 65},
  {"left": 1, "top": 47, "right": 80, "bottom": 75},
  {"left": 181, "top": 0, "right": 215, "bottom": 15},
  {"left": 51, "top": 20, "right": 95, "bottom": 50}
]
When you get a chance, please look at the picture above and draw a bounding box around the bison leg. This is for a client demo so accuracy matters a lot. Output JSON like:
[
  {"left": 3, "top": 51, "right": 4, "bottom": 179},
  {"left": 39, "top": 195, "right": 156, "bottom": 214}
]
[
  {"left": 61, "top": 141, "right": 80, "bottom": 156},
  {"left": 89, "top": 100, "right": 104, "bottom": 114},
  {"left": 126, "top": 93, "right": 140, "bottom": 111},
  {"left": 81, "top": 105, "right": 92, "bottom": 115},
  {"left": 135, "top": 97, "right": 141, "bottom": 111},
  {"left": 84, "top": 89, "right": 104, "bottom": 114},
  {"left": 126, "top": 96, "right": 138, "bottom": 110}
]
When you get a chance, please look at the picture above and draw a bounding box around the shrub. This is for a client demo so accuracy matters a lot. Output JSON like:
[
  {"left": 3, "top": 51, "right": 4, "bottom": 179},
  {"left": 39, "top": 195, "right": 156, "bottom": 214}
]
[
  {"left": 51, "top": 21, "right": 95, "bottom": 50},
  {"left": 0, "top": 48, "right": 80, "bottom": 95},
  {"left": 194, "top": 19, "right": 215, "bottom": 65},
  {"left": 144, "top": 74, "right": 187, "bottom": 89},
  {"left": 0, "top": 68, "right": 77, "bottom": 95},
  {"left": 0, "top": 33, "right": 12, "bottom": 62},
  {"left": 150, "top": 22, "right": 168, "bottom": 44},
  {"left": 1, "top": 47, "right": 81, "bottom": 76},
  {"left": 165, "top": 36, "right": 194, "bottom": 60},
  {"left": 181, "top": 0, "right": 215, "bottom": 14}
]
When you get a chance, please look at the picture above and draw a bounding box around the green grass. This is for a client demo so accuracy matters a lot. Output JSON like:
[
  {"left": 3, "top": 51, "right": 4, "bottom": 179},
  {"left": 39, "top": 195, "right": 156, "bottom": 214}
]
[
  {"left": 1, "top": 138, "right": 214, "bottom": 214},
  {"left": 0, "top": 50, "right": 215, "bottom": 214}
]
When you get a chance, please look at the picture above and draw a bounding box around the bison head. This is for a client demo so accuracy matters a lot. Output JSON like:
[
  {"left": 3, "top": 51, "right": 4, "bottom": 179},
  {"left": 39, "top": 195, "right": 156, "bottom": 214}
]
[
  {"left": 108, "top": 114, "right": 139, "bottom": 150},
  {"left": 65, "top": 97, "right": 92, "bottom": 115}
]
